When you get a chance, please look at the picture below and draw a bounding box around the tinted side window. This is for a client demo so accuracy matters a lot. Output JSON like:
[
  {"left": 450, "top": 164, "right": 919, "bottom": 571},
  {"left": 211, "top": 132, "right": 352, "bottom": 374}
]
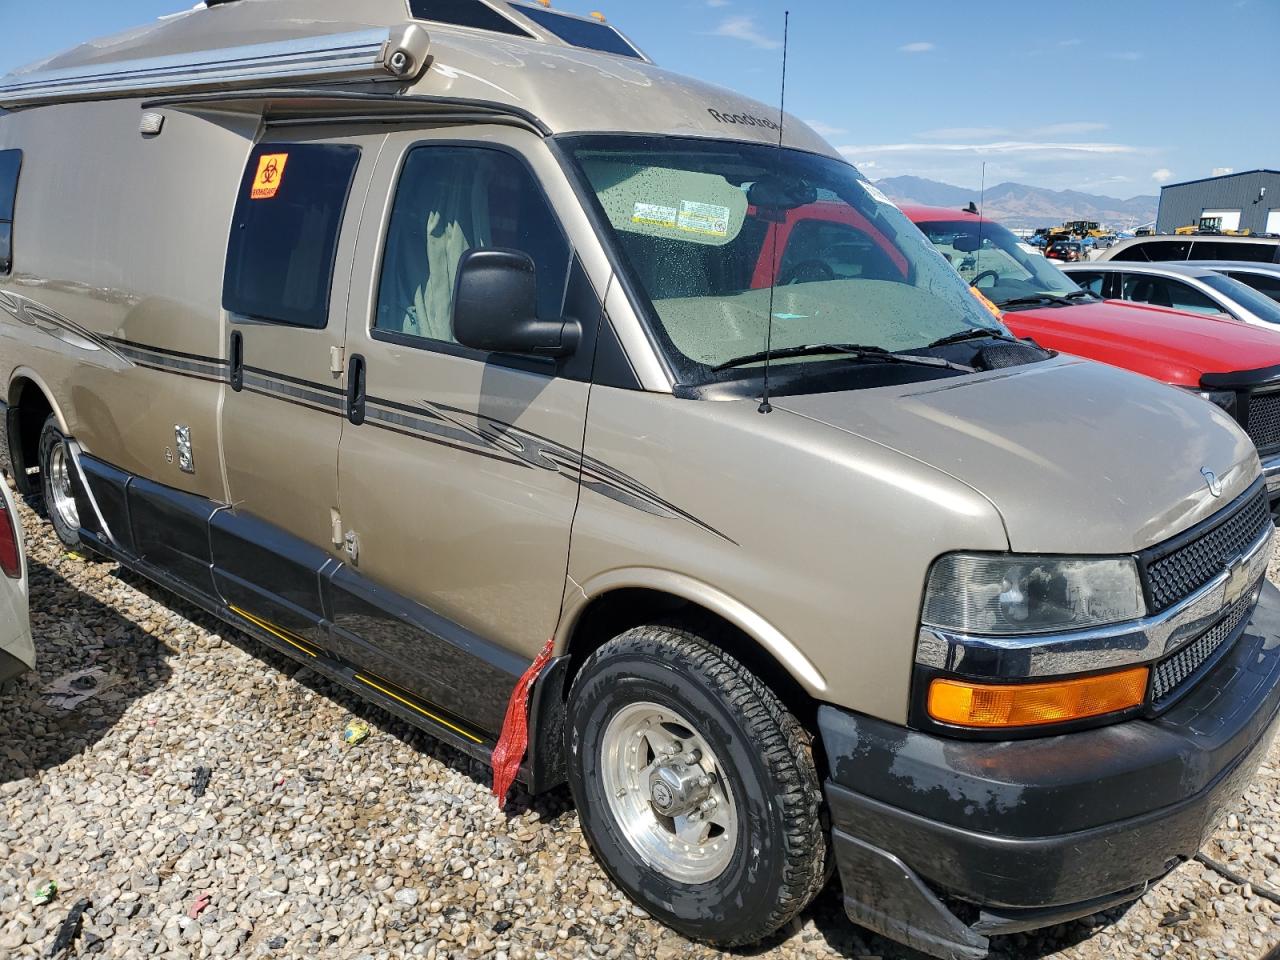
[
  {"left": 1070, "top": 271, "right": 1106, "bottom": 295},
  {"left": 1121, "top": 274, "right": 1220, "bottom": 314},
  {"left": 1192, "top": 241, "right": 1277, "bottom": 263},
  {"left": 376, "top": 146, "right": 571, "bottom": 345},
  {"left": 518, "top": 7, "right": 642, "bottom": 58},
  {"left": 0, "top": 149, "right": 20, "bottom": 275},
  {"left": 1113, "top": 239, "right": 1191, "bottom": 262},
  {"left": 223, "top": 143, "right": 360, "bottom": 328},
  {"left": 408, "top": 0, "right": 532, "bottom": 36},
  {"left": 1229, "top": 271, "right": 1280, "bottom": 302}
]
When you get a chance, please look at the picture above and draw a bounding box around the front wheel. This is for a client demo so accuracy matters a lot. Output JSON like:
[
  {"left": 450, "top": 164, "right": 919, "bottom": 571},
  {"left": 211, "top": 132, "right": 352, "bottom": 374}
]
[
  {"left": 37, "top": 415, "right": 81, "bottom": 549},
  {"left": 565, "top": 624, "right": 828, "bottom": 946}
]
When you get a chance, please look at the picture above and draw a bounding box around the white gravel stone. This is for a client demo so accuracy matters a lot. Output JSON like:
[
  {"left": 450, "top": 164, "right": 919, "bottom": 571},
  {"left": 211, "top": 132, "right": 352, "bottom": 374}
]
[{"left": 1, "top": 499, "right": 1278, "bottom": 959}]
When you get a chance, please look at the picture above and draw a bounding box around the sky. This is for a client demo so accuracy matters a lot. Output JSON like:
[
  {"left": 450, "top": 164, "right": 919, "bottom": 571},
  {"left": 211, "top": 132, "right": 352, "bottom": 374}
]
[{"left": 1, "top": 0, "right": 1276, "bottom": 199}]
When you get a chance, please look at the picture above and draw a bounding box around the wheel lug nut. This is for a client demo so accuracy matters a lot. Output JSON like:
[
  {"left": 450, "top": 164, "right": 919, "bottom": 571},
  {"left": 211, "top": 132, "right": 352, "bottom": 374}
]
[
  {"left": 697, "top": 774, "right": 714, "bottom": 788},
  {"left": 662, "top": 742, "right": 681, "bottom": 756},
  {"left": 699, "top": 797, "right": 718, "bottom": 812},
  {"left": 680, "top": 750, "right": 701, "bottom": 765}
]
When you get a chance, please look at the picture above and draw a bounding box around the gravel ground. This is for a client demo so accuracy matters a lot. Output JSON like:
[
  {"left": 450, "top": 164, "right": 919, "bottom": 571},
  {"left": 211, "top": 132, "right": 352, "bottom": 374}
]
[{"left": 1, "top": 500, "right": 1279, "bottom": 960}]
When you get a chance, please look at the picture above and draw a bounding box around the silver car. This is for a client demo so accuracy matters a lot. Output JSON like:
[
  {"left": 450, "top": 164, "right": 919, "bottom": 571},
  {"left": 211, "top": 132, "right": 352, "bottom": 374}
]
[
  {"left": 1061, "top": 261, "right": 1280, "bottom": 329},
  {"left": 0, "top": 478, "right": 32, "bottom": 685}
]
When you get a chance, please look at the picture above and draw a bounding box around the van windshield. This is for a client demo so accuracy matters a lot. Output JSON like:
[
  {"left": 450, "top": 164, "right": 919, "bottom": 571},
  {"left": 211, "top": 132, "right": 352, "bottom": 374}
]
[
  {"left": 915, "top": 219, "right": 1084, "bottom": 307},
  {"left": 561, "top": 135, "right": 1007, "bottom": 383}
]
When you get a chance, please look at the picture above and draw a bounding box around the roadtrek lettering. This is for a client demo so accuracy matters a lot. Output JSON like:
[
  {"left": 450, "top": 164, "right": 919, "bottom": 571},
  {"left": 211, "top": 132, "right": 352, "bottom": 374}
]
[{"left": 706, "top": 108, "right": 780, "bottom": 132}]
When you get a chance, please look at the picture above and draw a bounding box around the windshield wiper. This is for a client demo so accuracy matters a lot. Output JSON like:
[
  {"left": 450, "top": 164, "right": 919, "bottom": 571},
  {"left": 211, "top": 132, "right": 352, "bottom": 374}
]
[
  {"left": 712, "top": 342, "right": 975, "bottom": 373},
  {"left": 995, "top": 294, "right": 1076, "bottom": 309},
  {"left": 926, "top": 327, "right": 1023, "bottom": 349},
  {"left": 1063, "top": 289, "right": 1098, "bottom": 301}
]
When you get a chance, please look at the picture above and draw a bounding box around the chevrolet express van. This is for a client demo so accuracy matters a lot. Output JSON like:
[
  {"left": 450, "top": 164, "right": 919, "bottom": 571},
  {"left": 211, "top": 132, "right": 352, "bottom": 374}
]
[{"left": 1, "top": 3, "right": 1278, "bottom": 958}]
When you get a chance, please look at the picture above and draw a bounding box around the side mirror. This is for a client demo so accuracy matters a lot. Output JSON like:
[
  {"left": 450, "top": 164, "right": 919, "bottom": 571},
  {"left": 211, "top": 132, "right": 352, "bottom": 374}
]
[{"left": 452, "top": 248, "right": 580, "bottom": 358}]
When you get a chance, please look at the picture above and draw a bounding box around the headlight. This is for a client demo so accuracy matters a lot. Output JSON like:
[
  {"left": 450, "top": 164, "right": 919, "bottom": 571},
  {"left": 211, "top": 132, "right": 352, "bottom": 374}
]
[
  {"left": 1192, "top": 388, "right": 1237, "bottom": 415},
  {"left": 922, "top": 554, "right": 1145, "bottom": 635}
]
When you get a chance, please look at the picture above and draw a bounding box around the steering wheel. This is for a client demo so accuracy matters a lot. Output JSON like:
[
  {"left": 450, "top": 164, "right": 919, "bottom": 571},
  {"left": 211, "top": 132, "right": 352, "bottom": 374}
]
[
  {"left": 970, "top": 270, "right": 1000, "bottom": 288},
  {"left": 781, "top": 260, "right": 835, "bottom": 285}
]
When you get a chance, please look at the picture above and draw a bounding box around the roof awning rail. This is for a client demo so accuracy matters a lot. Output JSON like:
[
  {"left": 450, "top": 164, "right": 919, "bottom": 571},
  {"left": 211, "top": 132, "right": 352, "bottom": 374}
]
[
  {"left": 139, "top": 89, "right": 552, "bottom": 137},
  {"left": 0, "top": 24, "right": 431, "bottom": 109}
]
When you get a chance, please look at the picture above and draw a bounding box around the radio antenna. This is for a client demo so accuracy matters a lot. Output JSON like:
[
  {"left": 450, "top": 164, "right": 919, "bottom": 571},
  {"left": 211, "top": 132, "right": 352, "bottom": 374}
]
[
  {"left": 974, "top": 160, "right": 987, "bottom": 281},
  {"left": 758, "top": 9, "right": 789, "bottom": 415}
]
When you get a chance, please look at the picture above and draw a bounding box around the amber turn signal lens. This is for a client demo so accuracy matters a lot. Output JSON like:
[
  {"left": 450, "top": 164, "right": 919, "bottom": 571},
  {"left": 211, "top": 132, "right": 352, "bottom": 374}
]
[{"left": 928, "top": 666, "right": 1149, "bottom": 728}]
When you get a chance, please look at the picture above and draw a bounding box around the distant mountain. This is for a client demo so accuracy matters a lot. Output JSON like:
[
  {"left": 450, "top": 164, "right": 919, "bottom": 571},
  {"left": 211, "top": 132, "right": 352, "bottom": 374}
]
[{"left": 874, "top": 175, "right": 1157, "bottom": 231}]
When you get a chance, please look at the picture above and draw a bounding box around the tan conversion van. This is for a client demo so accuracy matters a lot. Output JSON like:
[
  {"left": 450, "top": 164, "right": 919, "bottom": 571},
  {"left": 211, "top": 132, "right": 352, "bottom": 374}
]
[{"left": 2, "top": 2, "right": 1279, "bottom": 956}]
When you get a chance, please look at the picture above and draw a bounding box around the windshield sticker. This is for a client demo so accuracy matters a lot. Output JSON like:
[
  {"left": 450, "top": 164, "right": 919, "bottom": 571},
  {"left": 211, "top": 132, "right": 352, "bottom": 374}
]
[
  {"left": 858, "top": 180, "right": 898, "bottom": 208},
  {"left": 250, "top": 153, "right": 289, "bottom": 200},
  {"left": 632, "top": 202, "right": 679, "bottom": 228},
  {"left": 677, "top": 200, "right": 731, "bottom": 238}
]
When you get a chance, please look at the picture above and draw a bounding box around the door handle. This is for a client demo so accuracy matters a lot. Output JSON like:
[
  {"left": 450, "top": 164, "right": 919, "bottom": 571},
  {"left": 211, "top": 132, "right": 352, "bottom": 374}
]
[
  {"left": 346, "top": 354, "right": 366, "bottom": 425},
  {"left": 229, "top": 330, "right": 244, "bottom": 392}
]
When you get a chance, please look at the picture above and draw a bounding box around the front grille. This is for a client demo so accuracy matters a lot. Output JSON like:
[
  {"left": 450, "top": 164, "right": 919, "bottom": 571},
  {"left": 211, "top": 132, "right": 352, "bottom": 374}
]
[
  {"left": 1247, "top": 391, "right": 1280, "bottom": 454},
  {"left": 1144, "top": 488, "right": 1270, "bottom": 612},
  {"left": 1151, "top": 586, "right": 1257, "bottom": 704}
]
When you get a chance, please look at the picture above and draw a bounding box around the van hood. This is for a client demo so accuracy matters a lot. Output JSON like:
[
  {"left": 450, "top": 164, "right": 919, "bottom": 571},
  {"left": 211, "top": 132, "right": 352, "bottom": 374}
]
[
  {"left": 1002, "top": 299, "right": 1280, "bottom": 385},
  {"left": 776, "top": 356, "right": 1260, "bottom": 554}
]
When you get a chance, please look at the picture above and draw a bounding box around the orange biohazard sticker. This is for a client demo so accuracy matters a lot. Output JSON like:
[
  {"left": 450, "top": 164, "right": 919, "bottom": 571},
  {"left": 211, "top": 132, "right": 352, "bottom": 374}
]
[{"left": 250, "top": 153, "right": 289, "bottom": 200}]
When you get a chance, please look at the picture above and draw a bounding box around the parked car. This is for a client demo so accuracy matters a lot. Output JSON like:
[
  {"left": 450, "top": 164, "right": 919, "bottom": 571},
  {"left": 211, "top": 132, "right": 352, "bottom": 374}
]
[
  {"left": 907, "top": 205, "right": 1280, "bottom": 514},
  {"left": 0, "top": 478, "right": 32, "bottom": 685},
  {"left": 2, "top": 4, "right": 1279, "bottom": 959},
  {"left": 1061, "top": 261, "right": 1280, "bottom": 329},
  {"left": 1100, "top": 234, "right": 1280, "bottom": 264},
  {"left": 1186, "top": 260, "right": 1280, "bottom": 303},
  {"left": 1045, "top": 239, "right": 1084, "bottom": 261}
]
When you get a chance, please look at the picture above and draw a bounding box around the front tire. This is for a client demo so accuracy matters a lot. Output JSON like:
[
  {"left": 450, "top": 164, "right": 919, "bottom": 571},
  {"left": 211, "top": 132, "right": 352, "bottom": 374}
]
[
  {"left": 37, "top": 415, "right": 81, "bottom": 549},
  {"left": 565, "top": 624, "right": 827, "bottom": 946}
]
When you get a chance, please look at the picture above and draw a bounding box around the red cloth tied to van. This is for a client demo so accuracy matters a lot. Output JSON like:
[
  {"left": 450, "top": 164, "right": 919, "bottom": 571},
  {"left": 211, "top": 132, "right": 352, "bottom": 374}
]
[{"left": 492, "top": 637, "right": 555, "bottom": 809}]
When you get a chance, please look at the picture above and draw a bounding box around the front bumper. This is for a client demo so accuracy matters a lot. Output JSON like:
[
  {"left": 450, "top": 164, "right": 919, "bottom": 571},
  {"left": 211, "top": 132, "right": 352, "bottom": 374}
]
[{"left": 820, "top": 580, "right": 1280, "bottom": 960}]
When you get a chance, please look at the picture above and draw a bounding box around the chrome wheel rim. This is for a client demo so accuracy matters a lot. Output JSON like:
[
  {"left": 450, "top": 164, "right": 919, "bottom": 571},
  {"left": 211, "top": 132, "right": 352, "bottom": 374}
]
[
  {"left": 48, "top": 442, "right": 79, "bottom": 531},
  {"left": 600, "top": 701, "right": 738, "bottom": 884}
]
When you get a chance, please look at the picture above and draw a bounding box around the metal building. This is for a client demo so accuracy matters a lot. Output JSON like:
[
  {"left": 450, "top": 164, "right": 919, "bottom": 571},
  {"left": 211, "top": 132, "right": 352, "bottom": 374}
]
[{"left": 1156, "top": 169, "right": 1280, "bottom": 235}]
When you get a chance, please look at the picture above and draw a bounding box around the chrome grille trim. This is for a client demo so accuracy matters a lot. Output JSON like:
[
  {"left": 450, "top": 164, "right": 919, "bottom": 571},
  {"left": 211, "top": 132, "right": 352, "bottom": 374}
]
[{"left": 1151, "top": 584, "right": 1258, "bottom": 705}]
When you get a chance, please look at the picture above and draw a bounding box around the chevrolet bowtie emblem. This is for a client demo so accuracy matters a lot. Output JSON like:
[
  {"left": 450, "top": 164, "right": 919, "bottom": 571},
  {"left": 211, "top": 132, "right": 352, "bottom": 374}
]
[
  {"left": 1201, "top": 467, "right": 1223, "bottom": 498},
  {"left": 1224, "top": 554, "right": 1251, "bottom": 607}
]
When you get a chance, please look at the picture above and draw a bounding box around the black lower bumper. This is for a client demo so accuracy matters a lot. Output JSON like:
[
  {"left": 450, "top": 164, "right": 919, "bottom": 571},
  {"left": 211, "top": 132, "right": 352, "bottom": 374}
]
[{"left": 820, "top": 581, "right": 1280, "bottom": 960}]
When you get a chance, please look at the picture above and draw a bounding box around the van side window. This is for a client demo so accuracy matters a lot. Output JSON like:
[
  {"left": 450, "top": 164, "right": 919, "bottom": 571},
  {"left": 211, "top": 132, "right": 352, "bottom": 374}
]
[
  {"left": 0, "top": 149, "right": 21, "bottom": 275},
  {"left": 375, "top": 146, "right": 570, "bottom": 346},
  {"left": 223, "top": 143, "right": 361, "bottom": 328}
]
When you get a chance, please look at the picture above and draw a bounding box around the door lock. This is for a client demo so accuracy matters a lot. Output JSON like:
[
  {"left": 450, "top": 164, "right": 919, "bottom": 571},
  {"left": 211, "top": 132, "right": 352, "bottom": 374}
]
[{"left": 343, "top": 530, "right": 360, "bottom": 564}]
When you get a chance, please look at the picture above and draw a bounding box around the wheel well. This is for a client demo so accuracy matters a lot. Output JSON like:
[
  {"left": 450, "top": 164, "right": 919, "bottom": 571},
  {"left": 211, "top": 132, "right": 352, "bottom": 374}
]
[
  {"left": 6, "top": 378, "right": 53, "bottom": 496},
  {"left": 563, "top": 588, "right": 818, "bottom": 729}
]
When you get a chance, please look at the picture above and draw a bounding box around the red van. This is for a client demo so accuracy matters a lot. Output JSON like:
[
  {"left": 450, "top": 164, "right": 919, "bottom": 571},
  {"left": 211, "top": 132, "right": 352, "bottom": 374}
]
[{"left": 902, "top": 205, "right": 1280, "bottom": 515}]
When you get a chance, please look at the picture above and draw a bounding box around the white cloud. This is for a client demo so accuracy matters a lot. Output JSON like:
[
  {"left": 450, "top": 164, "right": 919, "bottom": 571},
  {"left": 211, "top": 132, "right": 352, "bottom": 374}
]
[
  {"left": 1151, "top": 168, "right": 1175, "bottom": 183},
  {"left": 806, "top": 120, "right": 847, "bottom": 137},
  {"left": 707, "top": 0, "right": 730, "bottom": 6},
  {"left": 1212, "top": 166, "right": 1234, "bottom": 176},
  {"left": 1109, "top": 51, "right": 1143, "bottom": 61},
  {"left": 1029, "top": 121, "right": 1108, "bottom": 136},
  {"left": 917, "top": 126, "right": 1010, "bottom": 140},
  {"left": 898, "top": 41, "right": 935, "bottom": 53},
  {"left": 1058, "top": 38, "right": 1082, "bottom": 47},
  {"left": 712, "top": 15, "right": 780, "bottom": 49},
  {"left": 840, "top": 141, "right": 1138, "bottom": 157}
]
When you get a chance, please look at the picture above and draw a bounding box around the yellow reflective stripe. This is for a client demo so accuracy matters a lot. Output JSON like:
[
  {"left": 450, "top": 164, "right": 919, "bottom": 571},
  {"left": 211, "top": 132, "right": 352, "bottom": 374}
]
[
  {"left": 230, "top": 605, "right": 318, "bottom": 658},
  {"left": 354, "top": 673, "right": 483, "bottom": 743}
]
